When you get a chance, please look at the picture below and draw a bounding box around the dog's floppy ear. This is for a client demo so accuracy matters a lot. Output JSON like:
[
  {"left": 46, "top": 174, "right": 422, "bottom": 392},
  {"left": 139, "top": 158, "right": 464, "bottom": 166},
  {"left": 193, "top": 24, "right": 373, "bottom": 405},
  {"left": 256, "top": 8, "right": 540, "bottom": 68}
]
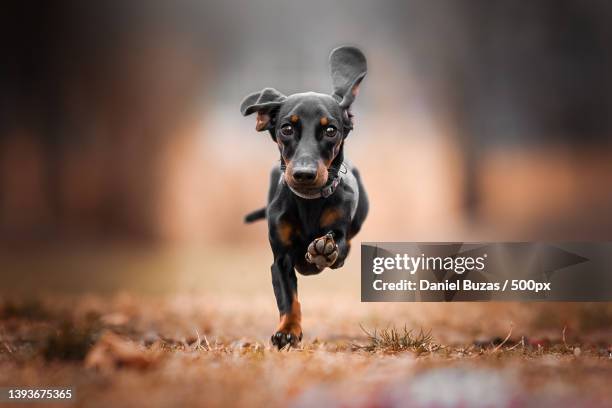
[
  {"left": 240, "top": 88, "right": 286, "bottom": 131},
  {"left": 329, "top": 46, "right": 367, "bottom": 109}
]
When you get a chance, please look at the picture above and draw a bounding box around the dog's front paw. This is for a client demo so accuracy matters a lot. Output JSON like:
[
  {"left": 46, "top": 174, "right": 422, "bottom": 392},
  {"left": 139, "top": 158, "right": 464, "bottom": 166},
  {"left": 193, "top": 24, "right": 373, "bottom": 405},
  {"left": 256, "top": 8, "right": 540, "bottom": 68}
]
[
  {"left": 271, "top": 326, "right": 302, "bottom": 349},
  {"left": 305, "top": 233, "right": 338, "bottom": 270}
]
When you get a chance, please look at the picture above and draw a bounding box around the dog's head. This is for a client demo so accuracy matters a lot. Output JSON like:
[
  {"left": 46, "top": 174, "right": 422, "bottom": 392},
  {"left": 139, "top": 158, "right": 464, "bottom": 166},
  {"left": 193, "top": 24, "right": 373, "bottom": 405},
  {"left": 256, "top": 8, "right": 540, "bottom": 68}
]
[{"left": 240, "top": 46, "right": 367, "bottom": 190}]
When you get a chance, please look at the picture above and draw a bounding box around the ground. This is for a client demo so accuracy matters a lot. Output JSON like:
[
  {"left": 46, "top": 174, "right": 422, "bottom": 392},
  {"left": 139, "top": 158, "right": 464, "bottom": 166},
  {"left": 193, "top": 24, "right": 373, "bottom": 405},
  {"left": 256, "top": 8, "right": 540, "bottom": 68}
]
[{"left": 0, "top": 246, "right": 611, "bottom": 407}]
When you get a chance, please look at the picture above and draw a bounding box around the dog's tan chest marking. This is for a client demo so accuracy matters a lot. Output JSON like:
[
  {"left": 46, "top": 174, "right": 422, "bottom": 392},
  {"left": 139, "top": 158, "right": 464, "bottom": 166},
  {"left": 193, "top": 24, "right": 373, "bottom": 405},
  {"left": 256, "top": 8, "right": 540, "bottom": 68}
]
[{"left": 320, "top": 207, "right": 343, "bottom": 228}]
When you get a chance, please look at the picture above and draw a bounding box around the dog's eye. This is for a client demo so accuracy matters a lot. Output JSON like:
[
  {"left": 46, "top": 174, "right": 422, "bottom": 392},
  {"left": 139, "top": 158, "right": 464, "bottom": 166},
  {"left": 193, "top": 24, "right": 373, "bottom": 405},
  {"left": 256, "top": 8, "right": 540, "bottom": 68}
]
[
  {"left": 280, "top": 124, "right": 294, "bottom": 136},
  {"left": 325, "top": 126, "right": 338, "bottom": 138}
]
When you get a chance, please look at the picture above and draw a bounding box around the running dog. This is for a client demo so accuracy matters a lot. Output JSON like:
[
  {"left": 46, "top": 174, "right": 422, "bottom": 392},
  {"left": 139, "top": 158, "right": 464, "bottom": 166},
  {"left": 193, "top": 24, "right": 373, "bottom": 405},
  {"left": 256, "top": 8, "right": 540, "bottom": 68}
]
[{"left": 241, "top": 46, "right": 369, "bottom": 349}]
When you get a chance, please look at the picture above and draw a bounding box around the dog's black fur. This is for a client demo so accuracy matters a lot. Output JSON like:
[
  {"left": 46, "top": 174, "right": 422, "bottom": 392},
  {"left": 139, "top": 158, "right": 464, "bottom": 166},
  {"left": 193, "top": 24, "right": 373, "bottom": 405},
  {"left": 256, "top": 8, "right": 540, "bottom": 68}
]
[{"left": 241, "top": 46, "right": 369, "bottom": 349}]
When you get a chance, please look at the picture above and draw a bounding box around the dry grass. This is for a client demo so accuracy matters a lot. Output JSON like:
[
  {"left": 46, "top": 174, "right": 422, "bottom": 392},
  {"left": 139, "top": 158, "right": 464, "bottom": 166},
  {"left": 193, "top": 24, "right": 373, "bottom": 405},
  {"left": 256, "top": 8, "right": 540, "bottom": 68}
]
[
  {"left": 0, "top": 295, "right": 611, "bottom": 407},
  {"left": 355, "top": 325, "right": 435, "bottom": 354}
]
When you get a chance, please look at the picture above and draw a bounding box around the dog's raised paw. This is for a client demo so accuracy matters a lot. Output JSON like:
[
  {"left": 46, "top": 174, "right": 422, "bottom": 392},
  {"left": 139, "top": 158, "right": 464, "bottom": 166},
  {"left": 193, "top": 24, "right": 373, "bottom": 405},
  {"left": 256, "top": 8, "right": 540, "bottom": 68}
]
[
  {"left": 305, "top": 233, "right": 338, "bottom": 269},
  {"left": 271, "top": 330, "right": 302, "bottom": 350}
]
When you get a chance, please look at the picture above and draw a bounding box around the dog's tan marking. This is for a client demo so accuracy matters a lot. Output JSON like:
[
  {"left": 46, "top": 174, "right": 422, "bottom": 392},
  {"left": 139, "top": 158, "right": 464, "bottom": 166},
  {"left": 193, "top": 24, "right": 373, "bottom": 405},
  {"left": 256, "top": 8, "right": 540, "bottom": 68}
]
[
  {"left": 290, "top": 114, "right": 299, "bottom": 124},
  {"left": 320, "top": 117, "right": 329, "bottom": 126},
  {"left": 276, "top": 294, "right": 301, "bottom": 338},
  {"left": 255, "top": 112, "right": 270, "bottom": 131},
  {"left": 276, "top": 221, "right": 294, "bottom": 246},
  {"left": 315, "top": 159, "right": 329, "bottom": 187},
  {"left": 320, "top": 207, "right": 343, "bottom": 228}
]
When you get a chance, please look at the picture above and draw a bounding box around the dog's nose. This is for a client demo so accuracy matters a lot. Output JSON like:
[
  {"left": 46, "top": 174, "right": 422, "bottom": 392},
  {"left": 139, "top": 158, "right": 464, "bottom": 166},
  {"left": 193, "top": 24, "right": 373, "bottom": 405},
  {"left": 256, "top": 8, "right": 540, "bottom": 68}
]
[{"left": 292, "top": 168, "right": 317, "bottom": 183}]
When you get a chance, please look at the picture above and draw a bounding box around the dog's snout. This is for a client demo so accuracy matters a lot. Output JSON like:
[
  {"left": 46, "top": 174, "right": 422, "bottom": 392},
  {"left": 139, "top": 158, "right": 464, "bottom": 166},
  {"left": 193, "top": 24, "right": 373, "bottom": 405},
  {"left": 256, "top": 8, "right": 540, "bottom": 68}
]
[{"left": 292, "top": 167, "right": 317, "bottom": 183}]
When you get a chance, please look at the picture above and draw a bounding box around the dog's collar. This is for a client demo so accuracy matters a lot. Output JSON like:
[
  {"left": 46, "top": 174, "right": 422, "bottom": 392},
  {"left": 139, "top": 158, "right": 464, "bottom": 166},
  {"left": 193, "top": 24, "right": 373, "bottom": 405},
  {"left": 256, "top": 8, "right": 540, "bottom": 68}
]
[
  {"left": 287, "top": 176, "right": 341, "bottom": 199},
  {"left": 280, "top": 162, "right": 347, "bottom": 199}
]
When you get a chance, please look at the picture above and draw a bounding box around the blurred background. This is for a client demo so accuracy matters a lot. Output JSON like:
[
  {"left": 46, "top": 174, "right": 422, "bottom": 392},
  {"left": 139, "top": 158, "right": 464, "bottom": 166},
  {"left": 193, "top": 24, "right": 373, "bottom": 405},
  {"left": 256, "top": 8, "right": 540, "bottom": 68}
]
[{"left": 1, "top": 0, "right": 611, "bottom": 297}]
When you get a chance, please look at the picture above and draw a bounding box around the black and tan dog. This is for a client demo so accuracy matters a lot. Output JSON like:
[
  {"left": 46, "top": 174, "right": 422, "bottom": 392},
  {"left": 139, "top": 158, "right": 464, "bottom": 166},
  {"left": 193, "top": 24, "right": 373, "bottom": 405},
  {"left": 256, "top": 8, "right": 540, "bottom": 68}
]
[{"left": 241, "top": 46, "right": 369, "bottom": 349}]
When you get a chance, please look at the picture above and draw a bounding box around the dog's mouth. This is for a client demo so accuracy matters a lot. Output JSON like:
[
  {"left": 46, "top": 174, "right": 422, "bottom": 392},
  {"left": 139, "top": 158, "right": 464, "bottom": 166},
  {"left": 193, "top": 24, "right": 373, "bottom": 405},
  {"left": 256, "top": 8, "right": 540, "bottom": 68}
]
[{"left": 285, "top": 161, "right": 329, "bottom": 191}]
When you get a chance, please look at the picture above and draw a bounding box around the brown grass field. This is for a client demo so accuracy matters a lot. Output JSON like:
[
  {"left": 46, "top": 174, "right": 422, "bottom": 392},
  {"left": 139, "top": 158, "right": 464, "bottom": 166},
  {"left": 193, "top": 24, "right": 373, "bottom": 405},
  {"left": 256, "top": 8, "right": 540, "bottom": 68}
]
[
  {"left": 2, "top": 2, "right": 612, "bottom": 406},
  {"left": 0, "top": 246, "right": 611, "bottom": 408}
]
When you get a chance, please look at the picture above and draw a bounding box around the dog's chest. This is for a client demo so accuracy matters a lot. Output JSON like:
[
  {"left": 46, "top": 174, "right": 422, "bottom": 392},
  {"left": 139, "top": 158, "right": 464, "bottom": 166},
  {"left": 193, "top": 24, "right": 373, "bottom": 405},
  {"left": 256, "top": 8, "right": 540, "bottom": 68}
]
[
  {"left": 294, "top": 204, "right": 326, "bottom": 240},
  {"left": 293, "top": 190, "right": 357, "bottom": 242}
]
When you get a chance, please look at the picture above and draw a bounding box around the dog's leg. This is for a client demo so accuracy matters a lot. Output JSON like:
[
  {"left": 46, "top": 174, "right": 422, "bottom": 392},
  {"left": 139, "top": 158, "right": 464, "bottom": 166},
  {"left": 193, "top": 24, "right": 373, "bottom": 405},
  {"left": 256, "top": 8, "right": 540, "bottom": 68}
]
[
  {"left": 270, "top": 253, "right": 302, "bottom": 348},
  {"left": 305, "top": 206, "right": 351, "bottom": 270},
  {"left": 329, "top": 231, "right": 350, "bottom": 269}
]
